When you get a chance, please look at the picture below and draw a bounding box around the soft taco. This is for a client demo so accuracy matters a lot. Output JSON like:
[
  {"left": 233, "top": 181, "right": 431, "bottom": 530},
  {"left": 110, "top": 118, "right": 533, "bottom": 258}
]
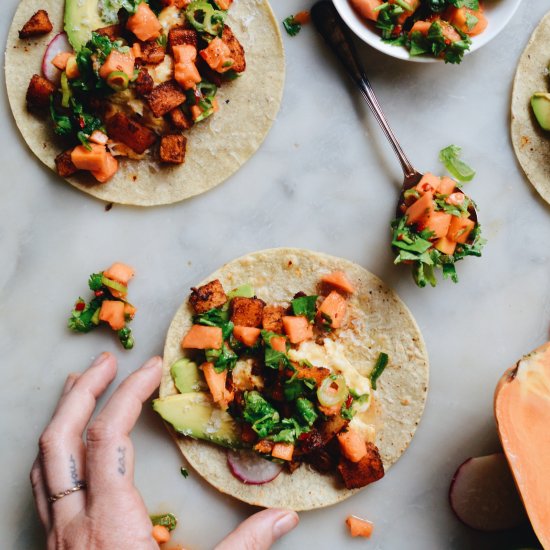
[
  {"left": 511, "top": 12, "right": 550, "bottom": 205},
  {"left": 154, "top": 248, "right": 429, "bottom": 510},
  {"left": 5, "top": 0, "right": 284, "bottom": 206}
]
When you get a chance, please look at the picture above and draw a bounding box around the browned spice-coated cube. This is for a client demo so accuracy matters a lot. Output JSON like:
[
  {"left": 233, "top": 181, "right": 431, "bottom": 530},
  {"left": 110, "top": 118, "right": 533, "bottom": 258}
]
[
  {"left": 134, "top": 68, "right": 154, "bottom": 97},
  {"left": 147, "top": 80, "right": 186, "bottom": 118},
  {"left": 96, "top": 25, "right": 121, "bottom": 41},
  {"left": 19, "top": 10, "right": 53, "bottom": 38},
  {"left": 221, "top": 25, "right": 246, "bottom": 73},
  {"left": 262, "top": 305, "right": 285, "bottom": 334},
  {"left": 26, "top": 74, "right": 55, "bottom": 109},
  {"left": 337, "top": 443, "right": 385, "bottom": 489},
  {"left": 230, "top": 297, "right": 265, "bottom": 328},
  {"left": 140, "top": 40, "right": 165, "bottom": 65},
  {"left": 168, "top": 107, "right": 193, "bottom": 130},
  {"left": 189, "top": 280, "right": 228, "bottom": 314},
  {"left": 160, "top": 134, "right": 187, "bottom": 164},
  {"left": 55, "top": 150, "right": 78, "bottom": 177},
  {"left": 105, "top": 112, "right": 157, "bottom": 154},
  {"left": 294, "top": 364, "right": 330, "bottom": 387},
  {"left": 168, "top": 28, "right": 198, "bottom": 52}
]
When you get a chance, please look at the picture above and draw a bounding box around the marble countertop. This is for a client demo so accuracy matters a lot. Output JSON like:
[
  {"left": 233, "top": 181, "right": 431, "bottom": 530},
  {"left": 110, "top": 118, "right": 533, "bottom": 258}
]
[{"left": 2, "top": 0, "right": 550, "bottom": 548}]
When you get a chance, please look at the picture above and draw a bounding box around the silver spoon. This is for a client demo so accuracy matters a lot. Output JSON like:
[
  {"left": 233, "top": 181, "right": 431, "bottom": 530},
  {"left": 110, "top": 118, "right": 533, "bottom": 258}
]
[{"left": 310, "top": 1, "right": 477, "bottom": 223}]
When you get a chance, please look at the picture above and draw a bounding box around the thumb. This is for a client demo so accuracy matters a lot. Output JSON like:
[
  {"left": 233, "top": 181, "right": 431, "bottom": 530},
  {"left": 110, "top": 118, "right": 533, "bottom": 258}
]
[{"left": 215, "top": 508, "right": 299, "bottom": 550}]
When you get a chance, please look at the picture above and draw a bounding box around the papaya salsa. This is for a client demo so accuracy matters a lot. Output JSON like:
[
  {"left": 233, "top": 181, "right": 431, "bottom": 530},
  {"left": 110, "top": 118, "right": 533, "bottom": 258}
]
[
  {"left": 392, "top": 172, "right": 484, "bottom": 287},
  {"left": 154, "top": 272, "right": 389, "bottom": 490},
  {"left": 25, "top": 0, "right": 246, "bottom": 183},
  {"left": 349, "top": 0, "right": 488, "bottom": 63}
]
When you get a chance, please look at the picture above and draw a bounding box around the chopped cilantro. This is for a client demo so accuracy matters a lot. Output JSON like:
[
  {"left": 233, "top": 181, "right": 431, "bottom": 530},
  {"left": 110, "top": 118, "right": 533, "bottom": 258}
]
[
  {"left": 283, "top": 15, "right": 301, "bottom": 36},
  {"left": 206, "top": 343, "right": 237, "bottom": 372},
  {"left": 243, "top": 391, "right": 280, "bottom": 438},
  {"left": 295, "top": 397, "right": 318, "bottom": 426},
  {"left": 291, "top": 295, "right": 318, "bottom": 322},
  {"left": 150, "top": 513, "right": 178, "bottom": 531},
  {"left": 261, "top": 330, "right": 291, "bottom": 370},
  {"left": 194, "top": 308, "right": 233, "bottom": 340},
  {"left": 439, "top": 145, "right": 476, "bottom": 182},
  {"left": 180, "top": 467, "right": 189, "bottom": 478}
]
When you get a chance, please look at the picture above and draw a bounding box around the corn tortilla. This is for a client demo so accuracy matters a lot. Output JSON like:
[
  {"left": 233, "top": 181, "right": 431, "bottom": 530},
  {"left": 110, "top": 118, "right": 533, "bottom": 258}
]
[
  {"left": 161, "top": 248, "right": 429, "bottom": 511},
  {"left": 5, "top": 0, "right": 285, "bottom": 206},
  {"left": 511, "top": 12, "right": 550, "bottom": 205}
]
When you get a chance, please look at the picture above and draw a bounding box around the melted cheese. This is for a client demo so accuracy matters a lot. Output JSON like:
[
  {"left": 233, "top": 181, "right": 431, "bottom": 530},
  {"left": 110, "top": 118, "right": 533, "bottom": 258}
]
[
  {"left": 148, "top": 56, "right": 174, "bottom": 85},
  {"left": 158, "top": 6, "right": 185, "bottom": 34}
]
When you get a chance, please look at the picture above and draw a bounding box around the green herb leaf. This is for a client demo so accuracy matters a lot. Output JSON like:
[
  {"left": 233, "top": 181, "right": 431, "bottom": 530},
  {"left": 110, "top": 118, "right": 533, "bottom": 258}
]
[
  {"left": 243, "top": 391, "right": 280, "bottom": 438},
  {"left": 370, "top": 353, "right": 389, "bottom": 390},
  {"left": 150, "top": 513, "right": 178, "bottom": 531},
  {"left": 180, "top": 467, "right": 189, "bottom": 478},
  {"left": 283, "top": 15, "right": 301, "bottom": 36},
  {"left": 439, "top": 145, "right": 476, "bottom": 182},
  {"left": 291, "top": 295, "right": 318, "bottom": 322}
]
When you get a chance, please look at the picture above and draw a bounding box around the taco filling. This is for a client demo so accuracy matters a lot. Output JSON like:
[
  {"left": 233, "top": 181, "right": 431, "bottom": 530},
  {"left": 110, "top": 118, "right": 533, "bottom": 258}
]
[
  {"left": 154, "top": 272, "right": 389, "bottom": 490},
  {"left": 23, "top": 0, "right": 246, "bottom": 184}
]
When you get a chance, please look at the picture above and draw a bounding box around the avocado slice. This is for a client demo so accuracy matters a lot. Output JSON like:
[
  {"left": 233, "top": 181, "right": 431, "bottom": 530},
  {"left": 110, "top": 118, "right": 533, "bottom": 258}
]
[
  {"left": 531, "top": 93, "right": 550, "bottom": 131},
  {"left": 64, "top": 0, "right": 105, "bottom": 51},
  {"left": 153, "top": 393, "right": 241, "bottom": 448},
  {"left": 170, "top": 358, "right": 207, "bottom": 393},
  {"left": 227, "top": 284, "right": 255, "bottom": 300}
]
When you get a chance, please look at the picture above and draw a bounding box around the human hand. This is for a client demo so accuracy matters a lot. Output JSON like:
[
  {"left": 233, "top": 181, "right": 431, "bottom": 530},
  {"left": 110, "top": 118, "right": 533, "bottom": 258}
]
[{"left": 31, "top": 352, "right": 299, "bottom": 549}]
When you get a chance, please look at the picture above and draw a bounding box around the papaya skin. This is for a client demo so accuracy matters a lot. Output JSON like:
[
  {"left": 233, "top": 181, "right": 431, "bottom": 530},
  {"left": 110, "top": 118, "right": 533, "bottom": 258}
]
[{"left": 494, "top": 342, "right": 550, "bottom": 549}]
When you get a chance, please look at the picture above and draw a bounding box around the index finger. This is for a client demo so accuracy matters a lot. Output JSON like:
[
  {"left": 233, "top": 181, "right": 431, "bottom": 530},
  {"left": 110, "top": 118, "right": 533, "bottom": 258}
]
[{"left": 85, "top": 356, "right": 162, "bottom": 501}]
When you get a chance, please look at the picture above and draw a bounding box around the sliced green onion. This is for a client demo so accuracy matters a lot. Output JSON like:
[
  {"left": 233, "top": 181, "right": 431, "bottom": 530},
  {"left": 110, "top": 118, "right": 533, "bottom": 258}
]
[
  {"left": 370, "top": 353, "right": 389, "bottom": 390},
  {"left": 317, "top": 375, "right": 347, "bottom": 408},
  {"left": 106, "top": 71, "right": 129, "bottom": 92},
  {"left": 60, "top": 72, "right": 72, "bottom": 108},
  {"left": 373, "top": 2, "right": 390, "bottom": 11},
  {"left": 101, "top": 276, "right": 128, "bottom": 295},
  {"left": 91, "top": 307, "right": 101, "bottom": 326},
  {"left": 197, "top": 81, "right": 218, "bottom": 98},
  {"left": 394, "top": 0, "right": 413, "bottom": 11},
  {"left": 439, "top": 145, "right": 476, "bottom": 183}
]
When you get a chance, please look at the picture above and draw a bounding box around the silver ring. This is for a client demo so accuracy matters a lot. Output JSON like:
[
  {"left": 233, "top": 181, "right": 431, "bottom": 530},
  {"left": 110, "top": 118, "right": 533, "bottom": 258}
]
[{"left": 48, "top": 481, "right": 87, "bottom": 503}]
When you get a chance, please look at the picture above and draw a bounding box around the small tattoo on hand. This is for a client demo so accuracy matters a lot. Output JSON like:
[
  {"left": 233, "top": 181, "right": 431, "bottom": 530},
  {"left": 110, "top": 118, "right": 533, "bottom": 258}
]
[
  {"left": 117, "top": 446, "right": 126, "bottom": 475},
  {"left": 69, "top": 454, "right": 79, "bottom": 485}
]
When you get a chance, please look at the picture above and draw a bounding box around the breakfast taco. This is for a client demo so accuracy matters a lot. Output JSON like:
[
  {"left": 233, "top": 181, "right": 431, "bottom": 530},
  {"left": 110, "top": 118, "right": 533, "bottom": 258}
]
[
  {"left": 511, "top": 12, "right": 550, "bottom": 205},
  {"left": 6, "top": 0, "right": 284, "bottom": 206},
  {"left": 154, "top": 248, "right": 429, "bottom": 510}
]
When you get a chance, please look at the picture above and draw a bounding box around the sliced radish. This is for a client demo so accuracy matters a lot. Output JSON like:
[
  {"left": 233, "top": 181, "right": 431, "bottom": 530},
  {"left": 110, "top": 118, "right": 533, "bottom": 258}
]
[
  {"left": 42, "top": 32, "right": 73, "bottom": 84},
  {"left": 227, "top": 450, "right": 283, "bottom": 485},
  {"left": 449, "top": 453, "right": 527, "bottom": 531}
]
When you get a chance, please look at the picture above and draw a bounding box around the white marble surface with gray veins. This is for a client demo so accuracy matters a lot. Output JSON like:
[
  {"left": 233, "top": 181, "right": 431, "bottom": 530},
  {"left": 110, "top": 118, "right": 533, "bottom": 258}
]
[{"left": 1, "top": 0, "right": 549, "bottom": 548}]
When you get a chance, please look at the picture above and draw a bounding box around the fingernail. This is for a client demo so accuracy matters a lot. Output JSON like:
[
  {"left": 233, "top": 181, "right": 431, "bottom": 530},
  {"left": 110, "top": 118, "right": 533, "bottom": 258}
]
[
  {"left": 273, "top": 512, "right": 299, "bottom": 540},
  {"left": 142, "top": 356, "right": 162, "bottom": 370},
  {"left": 91, "top": 352, "right": 110, "bottom": 367}
]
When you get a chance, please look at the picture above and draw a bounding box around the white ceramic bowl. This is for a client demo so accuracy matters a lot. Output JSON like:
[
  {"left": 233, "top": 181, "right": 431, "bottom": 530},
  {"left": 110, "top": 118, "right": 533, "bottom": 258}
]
[{"left": 332, "top": 0, "right": 523, "bottom": 62}]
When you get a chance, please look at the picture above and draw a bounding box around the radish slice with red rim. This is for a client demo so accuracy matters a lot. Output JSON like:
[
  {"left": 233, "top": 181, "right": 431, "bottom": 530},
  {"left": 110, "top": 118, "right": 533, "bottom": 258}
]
[
  {"left": 42, "top": 32, "right": 73, "bottom": 84},
  {"left": 449, "top": 453, "right": 527, "bottom": 531},
  {"left": 227, "top": 450, "right": 283, "bottom": 485}
]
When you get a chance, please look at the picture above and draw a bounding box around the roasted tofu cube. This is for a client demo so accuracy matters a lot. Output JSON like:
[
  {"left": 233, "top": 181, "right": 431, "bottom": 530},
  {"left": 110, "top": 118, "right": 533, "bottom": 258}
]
[
  {"left": 19, "top": 10, "right": 53, "bottom": 39},
  {"left": 221, "top": 25, "right": 246, "bottom": 73},
  {"left": 168, "top": 28, "right": 198, "bottom": 52},
  {"left": 189, "top": 279, "right": 227, "bottom": 314},
  {"left": 262, "top": 305, "right": 285, "bottom": 334},
  {"left": 140, "top": 40, "right": 165, "bottom": 65},
  {"left": 337, "top": 443, "right": 385, "bottom": 489},
  {"left": 294, "top": 364, "right": 331, "bottom": 387},
  {"left": 134, "top": 68, "right": 154, "bottom": 96},
  {"left": 147, "top": 80, "right": 186, "bottom": 118},
  {"left": 55, "top": 150, "right": 79, "bottom": 177},
  {"left": 26, "top": 74, "right": 55, "bottom": 109},
  {"left": 230, "top": 297, "right": 265, "bottom": 328},
  {"left": 160, "top": 134, "right": 187, "bottom": 164},
  {"left": 106, "top": 112, "right": 157, "bottom": 154},
  {"left": 168, "top": 107, "right": 193, "bottom": 130},
  {"left": 96, "top": 25, "right": 121, "bottom": 41}
]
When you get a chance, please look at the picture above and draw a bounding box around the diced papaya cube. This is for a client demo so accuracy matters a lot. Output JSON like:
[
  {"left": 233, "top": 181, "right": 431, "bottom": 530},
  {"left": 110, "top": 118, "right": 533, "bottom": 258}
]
[
  {"left": 405, "top": 191, "right": 435, "bottom": 227},
  {"left": 448, "top": 217, "right": 475, "bottom": 244},
  {"left": 99, "top": 300, "right": 126, "bottom": 330},
  {"left": 201, "top": 362, "right": 230, "bottom": 405},
  {"left": 434, "top": 237, "right": 457, "bottom": 256},
  {"left": 199, "top": 37, "right": 234, "bottom": 73},
  {"left": 391, "top": 0, "right": 420, "bottom": 24},
  {"left": 52, "top": 52, "right": 72, "bottom": 71},
  {"left": 90, "top": 152, "right": 118, "bottom": 183},
  {"left": 282, "top": 316, "right": 313, "bottom": 344},
  {"left": 346, "top": 516, "right": 374, "bottom": 538},
  {"left": 440, "top": 20, "right": 462, "bottom": 42},
  {"left": 65, "top": 55, "right": 80, "bottom": 79},
  {"left": 447, "top": 6, "right": 487, "bottom": 36},
  {"left": 321, "top": 270, "right": 355, "bottom": 294},
  {"left": 337, "top": 428, "right": 368, "bottom": 463},
  {"left": 424, "top": 211, "right": 452, "bottom": 240},
  {"left": 172, "top": 44, "right": 197, "bottom": 64},
  {"left": 124, "top": 303, "right": 137, "bottom": 319},
  {"left": 215, "top": 0, "right": 233, "bottom": 9},
  {"left": 174, "top": 61, "right": 202, "bottom": 90},
  {"left": 409, "top": 19, "right": 431, "bottom": 36},
  {"left": 71, "top": 144, "right": 107, "bottom": 172},
  {"left": 152, "top": 524, "right": 171, "bottom": 544},
  {"left": 126, "top": 2, "right": 162, "bottom": 41},
  {"left": 181, "top": 325, "right": 223, "bottom": 350},
  {"left": 271, "top": 442, "right": 294, "bottom": 461},
  {"left": 437, "top": 176, "right": 457, "bottom": 195},
  {"left": 270, "top": 336, "right": 287, "bottom": 353},
  {"left": 99, "top": 50, "right": 135, "bottom": 80},
  {"left": 317, "top": 291, "right": 347, "bottom": 329},
  {"left": 233, "top": 326, "right": 261, "bottom": 347},
  {"left": 349, "top": 0, "right": 384, "bottom": 22},
  {"left": 104, "top": 262, "right": 135, "bottom": 285},
  {"left": 415, "top": 172, "right": 440, "bottom": 194}
]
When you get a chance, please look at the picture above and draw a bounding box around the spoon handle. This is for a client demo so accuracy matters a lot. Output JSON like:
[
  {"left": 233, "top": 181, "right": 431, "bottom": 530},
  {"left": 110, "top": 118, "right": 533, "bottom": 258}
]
[{"left": 310, "top": 1, "right": 418, "bottom": 181}]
